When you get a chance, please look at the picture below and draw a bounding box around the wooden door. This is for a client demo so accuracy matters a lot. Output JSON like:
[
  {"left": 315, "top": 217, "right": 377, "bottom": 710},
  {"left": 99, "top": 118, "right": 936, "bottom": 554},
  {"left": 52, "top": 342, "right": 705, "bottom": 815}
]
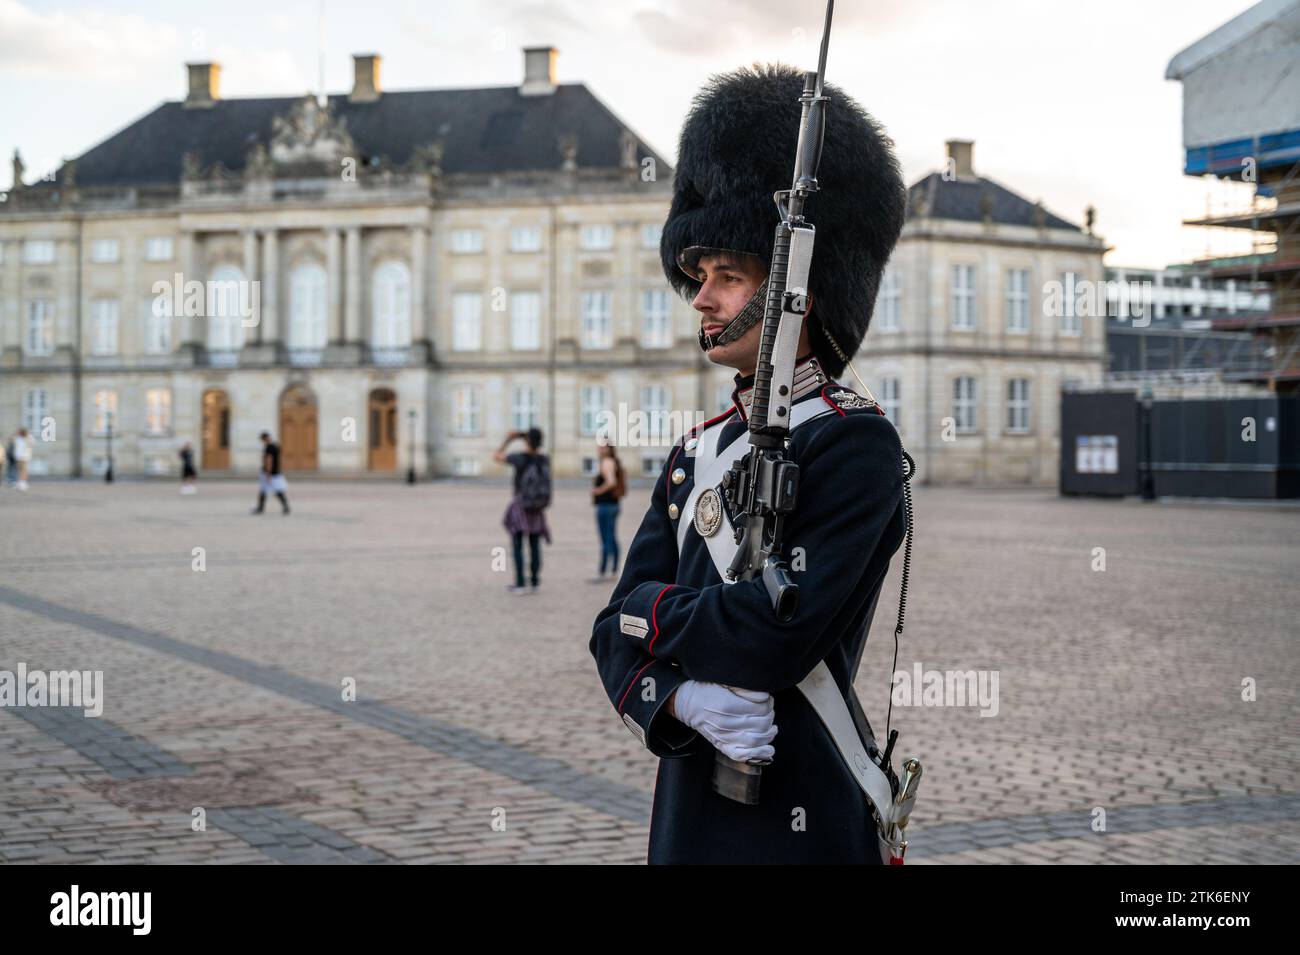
[
  {"left": 279, "top": 386, "right": 319, "bottom": 471},
  {"left": 201, "top": 389, "right": 231, "bottom": 470},
  {"left": 368, "top": 389, "right": 398, "bottom": 471}
]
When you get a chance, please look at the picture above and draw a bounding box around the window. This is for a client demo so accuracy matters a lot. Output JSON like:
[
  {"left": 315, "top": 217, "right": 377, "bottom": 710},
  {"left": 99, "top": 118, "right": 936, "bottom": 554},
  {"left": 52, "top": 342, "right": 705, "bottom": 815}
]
[
  {"left": 207, "top": 265, "right": 247, "bottom": 352},
  {"left": 450, "top": 229, "right": 483, "bottom": 254},
  {"left": 1006, "top": 268, "right": 1029, "bottom": 333},
  {"left": 1006, "top": 378, "right": 1031, "bottom": 433},
  {"left": 452, "top": 292, "right": 483, "bottom": 351},
  {"left": 93, "top": 389, "right": 118, "bottom": 434},
  {"left": 580, "top": 224, "right": 614, "bottom": 250},
  {"left": 289, "top": 263, "right": 328, "bottom": 350},
  {"left": 1060, "top": 271, "right": 1082, "bottom": 335},
  {"left": 641, "top": 289, "right": 671, "bottom": 347},
  {"left": 510, "top": 291, "right": 541, "bottom": 350},
  {"left": 580, "top": 385, "right": 610, "bottom": 436},
  {"left": 880, "top": 377, "right": 900, "bottom": 422},
  {"left": 145, "top": 388, "right": 172, "bottom": 434},
  {"left": 581, "top": 291, "right": 612, "bottom": 348},
  {"left": 510, "top": 226, "right": 541, "bottom": 253},
  {"left": 90, "top": 299, "right": 120, "bottom": 355},
  {"left": 23, "top": 240, "right": 56, "bottom": 264},
  {"left": 878, "top": 267, "right": 900, "bottom": 332},
  {"left": 144, "top": 237, "right": 174, "bottom": 262},
  {"left": 452, "top": 455, "right": 481, "bottom": 476},
  {"left": 25, "top": 300, "right": 53, "bottom": 354},
  {"left": 640, "top": 385, "right": 670, "bottom": 442},
  {"left": 512, "top": 386, "right": 539, "bottom": 431},
  {"left": 952, "top": 376, "right": 977, "bottom": 433},
  {"left": 640, "top": 224, "right": 662, "bottom": 249},
  {"left": 952, "top": 264, "right": 977, "bottom": 330},
  {"left": 90, "top": 239, "right": 120, "bottom": 264},
  {"left": 22, "top": 389, "right": 48, "bottom": 434},
  {"left": 716, "top": 380, "right": 734, "bottom": 414},
  {"left": 145, "top": 295, "right": 172, "bottom": 354},
  {"left": 451, "top": 386, "right": 480, "bottom": 435},
  {"left": 641, "top": 456, "right": 666, "bottom": 478},
  {"left": 372, "top": 261, "right": 412, "bottom": 348}
]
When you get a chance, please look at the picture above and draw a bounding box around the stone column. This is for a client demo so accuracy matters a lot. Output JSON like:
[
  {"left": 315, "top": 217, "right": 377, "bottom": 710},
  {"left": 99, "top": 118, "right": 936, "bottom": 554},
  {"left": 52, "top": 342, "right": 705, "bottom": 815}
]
[
  {"left": 327, "top": 228, "right": 343, "bottom": 344},
  {"left": 1, "top": 240, "right": 18, "bottom": 353},
  {"left": 410, "top": 225, "right": 426, "bottom": 344},
  {"left": 242, "top": 230, "right": 260, "bottom": 342},
  {"left": 261, "top": 229, "right": 279, "bottom": 344},
  {"left": 179, "top": 232, "right": 199, "bottom": 346},
  {"left": 345, "top": 226, "right": 362, "bottom": 343}
]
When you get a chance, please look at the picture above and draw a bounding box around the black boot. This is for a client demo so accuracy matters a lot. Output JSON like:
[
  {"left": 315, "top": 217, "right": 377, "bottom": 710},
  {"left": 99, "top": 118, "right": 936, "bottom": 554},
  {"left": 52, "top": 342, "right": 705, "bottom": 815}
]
[
  {"left": 251, "top": 493, "right": 266, "bottom": 514},
  {"left": 276, "top": 492, "right": 290, "bottom": 515}
]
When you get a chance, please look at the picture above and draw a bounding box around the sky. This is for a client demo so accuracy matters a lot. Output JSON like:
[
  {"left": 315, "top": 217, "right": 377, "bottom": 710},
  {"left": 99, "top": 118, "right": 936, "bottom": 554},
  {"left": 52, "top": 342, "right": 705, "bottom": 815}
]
[{"left": 0, "top": 0, "right": 1266, "bottom": 268}]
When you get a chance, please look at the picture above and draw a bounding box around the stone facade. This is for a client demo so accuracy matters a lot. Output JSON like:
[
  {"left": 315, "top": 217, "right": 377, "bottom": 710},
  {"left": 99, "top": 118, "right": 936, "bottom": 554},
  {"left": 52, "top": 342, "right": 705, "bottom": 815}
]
[
  {"left": 853, "top": 141, "right": 1108, "bottom": 485},
  {"left": 0, "top": 52, "right": 735, "bottom": 480}
]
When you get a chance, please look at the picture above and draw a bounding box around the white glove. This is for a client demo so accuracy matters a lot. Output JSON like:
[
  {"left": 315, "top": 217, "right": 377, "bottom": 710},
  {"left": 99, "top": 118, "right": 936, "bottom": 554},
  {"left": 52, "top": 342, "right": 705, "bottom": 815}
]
[{"left": 671, "top": 680, "right": 777, "bottom": 762}]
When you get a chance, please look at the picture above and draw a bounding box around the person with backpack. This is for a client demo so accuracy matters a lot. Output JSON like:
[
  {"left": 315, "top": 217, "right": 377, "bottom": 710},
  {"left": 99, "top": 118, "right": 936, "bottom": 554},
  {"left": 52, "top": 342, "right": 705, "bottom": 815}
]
[
  {"left": 493, "top": 427, "right": 552, "bottom": 594},
  {"left": 589, "top": 439, "right": 625, "bottom": 582}
]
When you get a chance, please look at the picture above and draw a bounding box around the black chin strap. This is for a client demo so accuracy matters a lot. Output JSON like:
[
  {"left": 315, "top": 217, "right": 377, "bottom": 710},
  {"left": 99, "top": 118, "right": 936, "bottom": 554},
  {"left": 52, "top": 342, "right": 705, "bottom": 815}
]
[{"left": 698, "top": 279, "right": 770, "bottom": 351}]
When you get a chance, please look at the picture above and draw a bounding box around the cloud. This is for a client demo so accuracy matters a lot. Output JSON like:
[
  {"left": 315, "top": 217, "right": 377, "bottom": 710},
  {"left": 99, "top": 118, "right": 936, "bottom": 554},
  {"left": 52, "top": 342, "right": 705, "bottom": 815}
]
[
  {"left": 210, "top": 46, "right": 312, "bottom": 97},
  {"left": 0, "top": 0, "right": 180, "bottom": 78}
]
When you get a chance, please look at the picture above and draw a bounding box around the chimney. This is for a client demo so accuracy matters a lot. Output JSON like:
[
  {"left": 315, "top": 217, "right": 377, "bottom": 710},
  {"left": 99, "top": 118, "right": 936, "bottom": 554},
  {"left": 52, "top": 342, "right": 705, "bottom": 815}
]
[
  {"left": 521, "top": 46, "right": 557, "bottom": 96},
  {"left": 185, "top": 62, "right": 220, "bottom": 108},
  {"left": 351, "top": 54, "right": 381, "bottom": 103},
  {"left": 945, "top": 139, "right": 974, "bottom": 179}
]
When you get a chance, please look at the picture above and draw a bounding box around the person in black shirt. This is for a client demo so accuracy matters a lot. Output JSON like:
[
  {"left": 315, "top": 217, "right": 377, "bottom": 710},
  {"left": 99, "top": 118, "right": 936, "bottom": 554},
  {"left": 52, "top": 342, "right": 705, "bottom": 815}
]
[
  {"left": 251, "top": 431, "right": 290, "bottom": 515},
  {"left": 179, "top": 441, "right": 197, "bottom": 495},
  {"left": 589, "top": 440, "right": 625, "bottom": 581}
]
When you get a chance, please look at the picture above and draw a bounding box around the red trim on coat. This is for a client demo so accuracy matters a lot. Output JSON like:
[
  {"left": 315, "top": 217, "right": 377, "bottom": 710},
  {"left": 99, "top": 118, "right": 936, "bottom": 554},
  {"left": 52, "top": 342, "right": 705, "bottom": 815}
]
[
  {"left": 665, "top": 407, "right": 737, "bottom": 512},
  {"left": 818, "top": 384, "right": 848, "bottom": 416},
  {"left": 647, "top": 584, "right": 673, "bottom": 652},
  {"left": 618, "top": 660, "right": 655, "bottom": 714}
]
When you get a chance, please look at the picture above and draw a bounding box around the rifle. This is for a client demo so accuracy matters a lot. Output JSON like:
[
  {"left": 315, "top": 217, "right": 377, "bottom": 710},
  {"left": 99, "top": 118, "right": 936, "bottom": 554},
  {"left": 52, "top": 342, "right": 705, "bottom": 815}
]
[{"left": 710, "top": 0, "right": 837, "bottom": 805}]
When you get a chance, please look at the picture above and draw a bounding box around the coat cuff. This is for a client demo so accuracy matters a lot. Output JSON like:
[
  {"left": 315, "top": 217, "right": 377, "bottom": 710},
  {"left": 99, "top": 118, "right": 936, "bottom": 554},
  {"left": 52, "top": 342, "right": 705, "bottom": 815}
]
[
  {"left": 617, "top": 581, "right": 674, "bottom": 649},
  {"left": 616, "top": 657, "right": 697, "bottom": 757}
]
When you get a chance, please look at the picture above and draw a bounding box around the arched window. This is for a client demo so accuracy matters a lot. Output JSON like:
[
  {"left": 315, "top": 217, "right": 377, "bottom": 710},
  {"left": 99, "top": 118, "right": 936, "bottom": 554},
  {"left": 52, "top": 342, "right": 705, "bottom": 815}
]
[
  {"left": 289, "top": 263, "right": 328, "bottom": 350},
  {"left": 371, "top": 261, "right": 411, "bottom": 348},
  {"left": 207, "top": 265, "right": 247, "bottom": 351}
]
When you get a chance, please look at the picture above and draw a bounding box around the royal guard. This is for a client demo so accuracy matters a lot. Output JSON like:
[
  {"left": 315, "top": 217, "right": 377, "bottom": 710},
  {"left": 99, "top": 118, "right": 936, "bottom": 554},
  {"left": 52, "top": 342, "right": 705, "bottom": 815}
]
[{"left": 589, "top": 47, "right": 922, "bottom": 864}]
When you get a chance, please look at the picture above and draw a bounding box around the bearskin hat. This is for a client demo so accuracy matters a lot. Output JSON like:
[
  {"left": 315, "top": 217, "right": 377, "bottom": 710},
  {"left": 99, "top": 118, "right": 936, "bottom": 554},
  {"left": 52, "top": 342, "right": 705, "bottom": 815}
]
[{"left": 660, "top": 63, "right": 906, "bottom": 377}]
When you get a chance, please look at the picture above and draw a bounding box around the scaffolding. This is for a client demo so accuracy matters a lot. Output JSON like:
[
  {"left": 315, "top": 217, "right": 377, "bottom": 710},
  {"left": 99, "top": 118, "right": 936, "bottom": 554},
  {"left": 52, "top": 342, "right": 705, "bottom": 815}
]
[{"left": 1181, "top": 138, "right": 1300, "bottom": 392}]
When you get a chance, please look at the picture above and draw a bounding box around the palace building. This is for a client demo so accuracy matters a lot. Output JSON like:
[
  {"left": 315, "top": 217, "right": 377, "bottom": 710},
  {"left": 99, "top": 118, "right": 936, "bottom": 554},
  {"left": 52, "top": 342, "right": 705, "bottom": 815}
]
[
  {"left": 0, "top": 49, "right": 734, "bottom": 481},
  {"left": 854, "top": 140, "right": 1108, "bottom": 485}
]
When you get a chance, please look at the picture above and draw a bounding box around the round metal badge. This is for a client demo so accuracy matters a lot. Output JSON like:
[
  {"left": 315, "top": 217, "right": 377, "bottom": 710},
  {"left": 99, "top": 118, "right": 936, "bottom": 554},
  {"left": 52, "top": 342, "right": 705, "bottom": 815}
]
[{"left": 693, "top": 487, "right": 723, "bottom": 538}]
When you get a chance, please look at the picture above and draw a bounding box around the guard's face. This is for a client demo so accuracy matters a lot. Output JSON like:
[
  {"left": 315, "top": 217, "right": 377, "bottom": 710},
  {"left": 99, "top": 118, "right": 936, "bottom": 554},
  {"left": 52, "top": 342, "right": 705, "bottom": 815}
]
[{"left": 690, "top": 254, "right": 767, "bottom": 372}]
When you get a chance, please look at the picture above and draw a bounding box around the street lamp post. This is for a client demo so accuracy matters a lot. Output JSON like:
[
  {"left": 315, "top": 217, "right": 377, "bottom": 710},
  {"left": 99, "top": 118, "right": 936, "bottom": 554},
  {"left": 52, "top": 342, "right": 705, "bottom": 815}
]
[
  {"left": 1139, "top": 384, "right": 1155, "bottom": 502},
  {"left": 406, "top": 408, "right": 417, "bottom": 485},
  {"left": 104, "top": 410, "right": 115, "bottom": 483}
]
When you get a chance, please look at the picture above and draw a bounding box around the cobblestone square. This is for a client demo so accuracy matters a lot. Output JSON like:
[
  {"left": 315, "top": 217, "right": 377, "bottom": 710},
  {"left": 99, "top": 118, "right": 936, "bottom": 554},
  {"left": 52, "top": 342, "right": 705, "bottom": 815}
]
[{"left": 1, "top": 478, "right": 1297, "bottom": 864}]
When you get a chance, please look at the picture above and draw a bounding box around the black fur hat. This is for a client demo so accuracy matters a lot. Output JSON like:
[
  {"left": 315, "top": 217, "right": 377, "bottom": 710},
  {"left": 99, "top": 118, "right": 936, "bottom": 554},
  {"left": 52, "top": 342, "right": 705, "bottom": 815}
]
[{"left": 661, "top": 63, "right": 906, "bottom": 377}]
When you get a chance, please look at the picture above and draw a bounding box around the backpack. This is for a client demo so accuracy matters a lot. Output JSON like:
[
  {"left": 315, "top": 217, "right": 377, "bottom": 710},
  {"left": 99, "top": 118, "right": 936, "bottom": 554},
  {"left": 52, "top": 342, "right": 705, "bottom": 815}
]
[{"left": 518, "top": 455, "right": 552, "bottom": 511}]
